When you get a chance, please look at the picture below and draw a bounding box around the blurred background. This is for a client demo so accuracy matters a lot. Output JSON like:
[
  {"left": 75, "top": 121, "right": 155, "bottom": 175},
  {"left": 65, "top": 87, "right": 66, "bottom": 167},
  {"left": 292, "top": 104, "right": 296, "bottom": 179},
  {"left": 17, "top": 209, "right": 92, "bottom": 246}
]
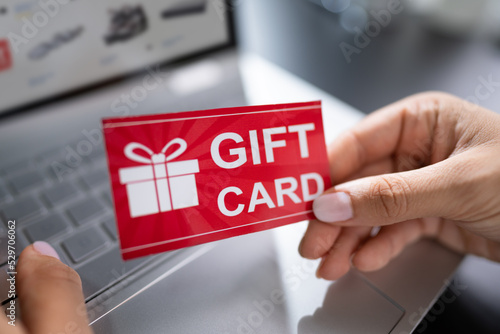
[
  {"left": 236, "top": 0, "right": 500, "bottom": 113},
  {"left": 235, "top": 0, "right": 500, "bottom": 333}
]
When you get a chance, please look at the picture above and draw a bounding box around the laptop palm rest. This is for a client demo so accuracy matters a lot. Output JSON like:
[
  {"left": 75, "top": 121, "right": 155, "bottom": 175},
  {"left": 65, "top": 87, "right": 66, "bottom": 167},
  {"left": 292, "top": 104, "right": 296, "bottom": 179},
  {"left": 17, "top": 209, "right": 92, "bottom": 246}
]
[{"left": 298, "top": 270, "right": 404, "bottom": 334}]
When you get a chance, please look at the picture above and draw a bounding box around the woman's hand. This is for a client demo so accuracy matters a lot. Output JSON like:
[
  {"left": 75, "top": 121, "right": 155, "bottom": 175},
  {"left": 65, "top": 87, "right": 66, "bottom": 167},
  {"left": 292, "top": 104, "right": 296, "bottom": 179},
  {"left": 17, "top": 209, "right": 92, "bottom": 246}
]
[
  {"left": 299, "top": 92, "right": 500, "bottom": 280},
  {"left": 2, "top": 242, "right": 93, "bottom": 334}
]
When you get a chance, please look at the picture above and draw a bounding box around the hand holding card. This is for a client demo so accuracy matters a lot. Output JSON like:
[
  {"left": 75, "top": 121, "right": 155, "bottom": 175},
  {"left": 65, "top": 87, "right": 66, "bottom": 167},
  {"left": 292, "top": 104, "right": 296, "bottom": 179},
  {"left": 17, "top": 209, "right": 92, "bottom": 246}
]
[{"left": 103, "top": 101, "right": 331, "bottom": 259}]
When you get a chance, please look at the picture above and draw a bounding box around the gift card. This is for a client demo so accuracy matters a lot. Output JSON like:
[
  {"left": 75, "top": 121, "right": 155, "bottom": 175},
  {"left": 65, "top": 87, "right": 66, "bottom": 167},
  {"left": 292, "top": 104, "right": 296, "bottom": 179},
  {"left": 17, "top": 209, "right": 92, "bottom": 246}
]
[{"left": 103, "top": 101, "right": 331, "bottom": 259}]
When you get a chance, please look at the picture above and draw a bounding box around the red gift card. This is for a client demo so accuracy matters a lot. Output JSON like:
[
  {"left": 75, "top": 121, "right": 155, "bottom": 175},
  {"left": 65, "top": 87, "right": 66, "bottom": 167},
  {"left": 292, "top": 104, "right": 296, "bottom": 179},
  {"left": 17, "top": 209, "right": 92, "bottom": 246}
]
[
  {"left": 103, "top": 101, "right": 331, "bottom": 260},
  {"left": 0, "top": 39, "right": 12, "bottom": 72}
]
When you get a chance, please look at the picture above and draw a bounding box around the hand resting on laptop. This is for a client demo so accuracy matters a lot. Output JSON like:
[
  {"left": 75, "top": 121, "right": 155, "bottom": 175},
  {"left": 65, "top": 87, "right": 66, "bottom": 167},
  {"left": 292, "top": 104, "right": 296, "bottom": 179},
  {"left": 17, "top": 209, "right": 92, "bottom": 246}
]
[{"left": 299, "top": 92, "right": 500, "bottom": 280}]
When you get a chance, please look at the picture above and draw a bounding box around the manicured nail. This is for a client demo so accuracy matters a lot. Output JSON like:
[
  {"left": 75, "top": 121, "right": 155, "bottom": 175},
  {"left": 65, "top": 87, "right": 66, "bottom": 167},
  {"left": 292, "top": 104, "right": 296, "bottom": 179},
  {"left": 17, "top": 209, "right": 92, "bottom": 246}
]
[
  {"left": 33, "top": 241, "right": 60, "bottom": 260},
  {"left": 313, "top": 192, "right": 353, "bottom": 223}
]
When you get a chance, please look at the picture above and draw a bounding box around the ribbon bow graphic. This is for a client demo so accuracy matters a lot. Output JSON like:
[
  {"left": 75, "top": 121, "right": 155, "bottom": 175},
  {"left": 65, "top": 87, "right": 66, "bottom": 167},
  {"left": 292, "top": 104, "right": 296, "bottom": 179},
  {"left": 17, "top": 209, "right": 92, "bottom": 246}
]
[
  {"left": 124, "top": 138, "right": 187, "bottom": 164},
  {"left": 118, "top": 137, "right": 199, "bottom": 218}
]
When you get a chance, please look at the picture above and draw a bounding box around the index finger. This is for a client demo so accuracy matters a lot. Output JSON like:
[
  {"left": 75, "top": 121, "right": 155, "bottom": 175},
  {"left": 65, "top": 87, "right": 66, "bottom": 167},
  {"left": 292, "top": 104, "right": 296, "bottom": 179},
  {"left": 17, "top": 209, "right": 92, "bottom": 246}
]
[{"left": 328, "top": 92, "right": 445, "bottom": 184}]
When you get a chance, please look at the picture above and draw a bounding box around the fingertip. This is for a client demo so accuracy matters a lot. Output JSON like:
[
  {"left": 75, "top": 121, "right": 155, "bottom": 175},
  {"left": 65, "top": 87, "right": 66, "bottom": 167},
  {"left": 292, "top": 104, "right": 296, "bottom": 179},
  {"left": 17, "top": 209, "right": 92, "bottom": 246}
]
[
  {"left": 300, "top": 246, "right": 322, "bottom": 260},
  {"left": 315, "top": 256, "right": 326, "bottom": 279},
  {"left": 298, "top": 237, "right": 319, "bottom": 260},
  {"left": 299, "top": 221, "right": 341, "bottom": 260},
  {"left": 351, "top": 248, "right": 388, "bottom": 272},
  {"left": 316, "top": 255, "right": 351, "bottom": 281},
  {"left": 313, "top": 192, "right": 353, "bottom": 224}
]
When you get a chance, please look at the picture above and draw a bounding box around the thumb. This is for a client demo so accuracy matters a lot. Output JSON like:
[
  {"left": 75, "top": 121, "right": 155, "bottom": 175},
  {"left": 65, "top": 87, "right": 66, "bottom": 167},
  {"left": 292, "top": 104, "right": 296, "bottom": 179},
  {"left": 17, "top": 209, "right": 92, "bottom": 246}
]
[
  {"left": 16, "top": 242, "right": 92, "bottom": 334},
  {"left": 313, "top": 159, "right": 463, "bottom": 226}
]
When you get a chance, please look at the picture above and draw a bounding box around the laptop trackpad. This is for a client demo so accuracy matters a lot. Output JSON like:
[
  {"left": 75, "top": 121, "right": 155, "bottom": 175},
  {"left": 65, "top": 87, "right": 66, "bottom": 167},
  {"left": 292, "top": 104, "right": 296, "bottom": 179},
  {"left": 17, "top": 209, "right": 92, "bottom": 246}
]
[{"left": 298, "top": 271, "right": 404, "bottom": 333}]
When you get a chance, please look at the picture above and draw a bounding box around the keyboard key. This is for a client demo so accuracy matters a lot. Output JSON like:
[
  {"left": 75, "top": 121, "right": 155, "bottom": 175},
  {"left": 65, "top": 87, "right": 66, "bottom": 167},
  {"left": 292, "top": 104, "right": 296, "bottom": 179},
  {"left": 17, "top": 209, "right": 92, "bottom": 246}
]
[
  {"left": 0, "top": 182, "right": 11, "bottom": 203},
  {"left": 38, "top": 147, "right": 66, "bottom": 164},
  {"left": 2, "top": 196, "right": 44, "bottom": 222},
  {"left": 2, "top": 160, "right": 34, "bottom": 175},
  {"left": 102, "top": 188, "right": 113, "bottom": 206},
  {"left": 0, "top": 264, "right": 14, "bottom": 303},
  {"left": 76, "top": 247, "right": 150, "bottom": 299},
  {"left": 17, "top": 232, "right": 31, "bottom": 253},
  {"left": 1, "top": 230, "right": 30, "bottom": 259},
  {"left": 43, "top": 142, "right": 83, "bottom": 181},
  {"left": 24, "top": 213, "right": 70, "bottom": 243},
  {"left": 62, "top": 227, "right": 107, "bottom": 263},
  {"left": 86, "top": 146, "right": 106, "bottom": 163},
  {"left": 0, "top": 223, "right": 8, "bottom": 264},
  {"left": 45, "top": 162, "right": 78, "bottom": 182},
  {"left": 80, "top": 168, "right": 109, "bottom": 189},
  {"left": 102, "top": 218, "right": 117, "bottom": 240},
  {"left": 67, "top": 198, "right": 106, "bottom": 225},
  {"left": 0, "top": 219, "right": 30, "bottom": 266},
  {"left": 8, "top": 170, "right": 45, "bottom": 193},
  {"left": 52, "top": 243, "right": 71, "bottom": 267},
  {"left": 43, "top": 182, "right": 80, "bottom": 207}
]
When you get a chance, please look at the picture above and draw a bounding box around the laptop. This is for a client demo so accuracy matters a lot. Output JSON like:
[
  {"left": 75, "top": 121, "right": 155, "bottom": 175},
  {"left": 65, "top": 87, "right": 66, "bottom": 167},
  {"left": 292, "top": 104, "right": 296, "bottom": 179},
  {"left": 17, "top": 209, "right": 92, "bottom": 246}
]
[{"left": 0, "top": 1, "right": 462, "bottom": 332}]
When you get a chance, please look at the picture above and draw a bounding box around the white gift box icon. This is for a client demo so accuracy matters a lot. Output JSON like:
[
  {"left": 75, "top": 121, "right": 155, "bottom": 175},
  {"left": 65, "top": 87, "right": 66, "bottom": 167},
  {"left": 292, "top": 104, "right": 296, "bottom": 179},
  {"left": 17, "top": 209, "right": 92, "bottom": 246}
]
[{"left": 118, "top": 138, "right": 200, "bottom": 218}]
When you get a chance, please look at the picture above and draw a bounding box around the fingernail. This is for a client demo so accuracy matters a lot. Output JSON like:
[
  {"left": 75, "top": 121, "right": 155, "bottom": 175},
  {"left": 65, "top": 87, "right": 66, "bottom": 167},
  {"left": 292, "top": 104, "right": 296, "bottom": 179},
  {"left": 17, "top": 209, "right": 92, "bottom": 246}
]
[
  {"left": 349, "top": 253, "right": 356, "bottom": 268},
  {"left": 313, "top": 192, "right": 353, "bottom": 223},
  {"left": 316, "top": 256, "right": 326, "bottom": 279},
  {"left": 33, "top": 241, "right": 60, "bottom": 260}
]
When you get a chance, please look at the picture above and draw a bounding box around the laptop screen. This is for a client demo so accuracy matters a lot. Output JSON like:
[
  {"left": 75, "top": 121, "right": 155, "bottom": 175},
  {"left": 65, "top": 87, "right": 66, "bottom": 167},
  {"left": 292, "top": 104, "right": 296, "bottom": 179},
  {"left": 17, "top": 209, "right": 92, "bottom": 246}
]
[{"left": 0, "top": 0, "right": 231, "bottom": 114}]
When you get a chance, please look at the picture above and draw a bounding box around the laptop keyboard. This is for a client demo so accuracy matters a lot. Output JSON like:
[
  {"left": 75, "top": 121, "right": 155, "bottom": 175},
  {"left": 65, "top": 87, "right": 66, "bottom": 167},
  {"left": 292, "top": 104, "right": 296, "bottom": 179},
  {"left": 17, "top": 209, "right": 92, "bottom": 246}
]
[
  {"left": 0, "top": 53, "right": 248, "bottom": 306},
  {"left": 0, "top": 142, "right": 156, "bottom": 303}
]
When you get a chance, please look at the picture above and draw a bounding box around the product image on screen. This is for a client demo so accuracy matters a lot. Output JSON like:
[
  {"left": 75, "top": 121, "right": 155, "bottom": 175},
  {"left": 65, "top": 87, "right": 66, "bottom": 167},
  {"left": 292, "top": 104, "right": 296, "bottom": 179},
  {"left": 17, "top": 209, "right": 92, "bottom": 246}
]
[{"left": 0, "top": 0, "right": 229, "bottom": 113}]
